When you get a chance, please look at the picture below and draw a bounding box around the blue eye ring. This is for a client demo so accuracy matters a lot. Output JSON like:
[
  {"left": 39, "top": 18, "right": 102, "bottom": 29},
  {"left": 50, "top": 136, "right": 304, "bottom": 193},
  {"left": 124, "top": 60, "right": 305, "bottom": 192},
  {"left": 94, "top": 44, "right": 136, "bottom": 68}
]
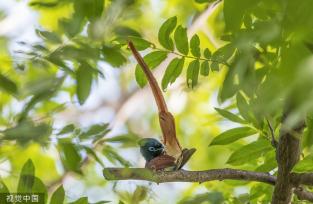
[{"left": 148, "top": 147, "right": 156, "bottom": 152}]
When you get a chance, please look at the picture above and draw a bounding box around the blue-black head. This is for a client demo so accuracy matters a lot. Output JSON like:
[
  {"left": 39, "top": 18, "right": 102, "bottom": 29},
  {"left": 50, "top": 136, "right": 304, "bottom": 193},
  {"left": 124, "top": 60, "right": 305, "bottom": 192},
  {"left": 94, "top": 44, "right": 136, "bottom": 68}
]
[{"left": 138, "top": 138, "right": 164, "bottom": 162}]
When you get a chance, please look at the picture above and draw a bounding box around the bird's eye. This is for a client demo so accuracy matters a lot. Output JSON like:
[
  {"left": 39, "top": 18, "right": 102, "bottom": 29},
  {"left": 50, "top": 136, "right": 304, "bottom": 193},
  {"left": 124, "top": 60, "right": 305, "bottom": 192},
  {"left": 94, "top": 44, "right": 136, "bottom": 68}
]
[{"left": 148, "top": 147, "right": 156, "bottom": 152}]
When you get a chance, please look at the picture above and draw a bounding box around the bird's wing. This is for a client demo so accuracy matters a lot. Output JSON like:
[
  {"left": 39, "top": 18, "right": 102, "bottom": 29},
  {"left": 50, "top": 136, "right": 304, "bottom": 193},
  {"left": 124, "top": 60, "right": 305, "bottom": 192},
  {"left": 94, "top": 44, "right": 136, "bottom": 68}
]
[
  {"left": 145, "top": 154, "right": 176, "bottom": 171},
  {"left": 128, "top": 41, "right": 182, "bottom": 159}
]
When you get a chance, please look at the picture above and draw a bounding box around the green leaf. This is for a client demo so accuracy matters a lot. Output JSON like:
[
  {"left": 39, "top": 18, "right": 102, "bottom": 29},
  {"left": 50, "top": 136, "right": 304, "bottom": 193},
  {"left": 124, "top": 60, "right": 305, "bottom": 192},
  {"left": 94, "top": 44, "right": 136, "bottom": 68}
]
[
  {"left": 210, "top": 62, "right": 220, "bottom": 71},
  {"left": 31, "top": 177, "right": 48, "bottom": 203},
  {"left": 0, "top": 180, "right": 9, "bottom": 194},
  {"left": 50, "top": 185, "right": 65, "bottom": 204},
  {"left": 135, "top": 51, "right": 168, "bottom": 87},
  {"left": 293, "top": 154, "right": 313, "bottom": 173},
  {"left": 76, "top": 63, "right": 93, "bottom": 105},
  {"left": 2, "top": 121, "right": 52, "bottom": 145},
  {"left": 161, "top": 57, "right": 185, "bottom": 90},
  {"left": 187, "top": 60, "right": 200, "bottom": 88},
  {"left": 200, "top": 61, "right": 210, "bottom": 76},
  {"left": 212, "top": 43, "right": 235, "bottom": 62},
  {"left": 19, "top": 76, "right": 64, "bottom": 122},
  {"left": 219, "top": 66, "right": 238, "bottom": 102},
  {"left": 127, "top": 36, "right": 152, "bottom": 51},
  {"left": 224, "top": 0, "right": 260, "bottom": 31},
  {"left": 210, "top": 127, "right": 257, "bottom": 146},
  {"left": 59, "top": 16, "right": 84, "bottom": 38},
  {"left": 57, "top": 124, "right": 75, "bottom": 135},
  {"left": 90, "top": 201, "right": 111, "bottom": 204},
  {"left": 174, "top": 25, "right": 189, "bottom": 55},
  {"left": 226, "top": 139, "right": 272, "bottom": 165},
  {"left": 236, "top": 93, "right": 253, "bottom": 121},
  {"left": 105, "top": 133, "right": 141, "bottom": 148},
  {"left": 203, "top": 48, "right": 211, "bottom": 59},
  {"left": 102, "top": 46, "right": 127, "bottom": 67},
  {"left": 69, "top": 197, "right": 88, "bottom": 204},
  {"left": 158, "top": 16, "right": 177, "bottom": 50},
  {"left": 59, "top": 141, "right": 82, "bottom": 174},
  {"left": 0, "top": 73, "right": 18, "bottom": 95},
  {"left": 190, "top": 34, "right": 201, "bottom": 57},
  {"left": 255, "top": 150, "right": 277, "bottom": 172},
  {"left": 179, "top": 192, "right": 224, "bottom": 204},
  {"left": 79, "top": 123, "right": 109, "bottom": 140},
  {"left": 83, "top": 146, "right": 104, "bottom": 167},
  {"left": 35, "top": 29, "right": 62, "bottom": 44},
  {"left": 102, "top": 146, "right": 131, "bottom": 167},
  {"left": 214, "top": 108, "right": 247, "bottom": 124},
  {"left": 132, "top": 186, "right": 148, "bottom": 203},
  {"left": 17, "top": 159, "right": 35, "bottom": 193}
]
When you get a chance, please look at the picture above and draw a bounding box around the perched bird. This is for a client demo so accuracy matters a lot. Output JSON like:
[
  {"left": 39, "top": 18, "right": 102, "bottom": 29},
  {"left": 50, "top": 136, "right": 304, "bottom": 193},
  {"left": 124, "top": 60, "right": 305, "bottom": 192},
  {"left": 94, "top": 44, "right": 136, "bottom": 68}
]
[
  {"left": 139, "top": 138, "right": 196, "bottom": 171},
  {"left": 128, "top": 41, "right": 196, "bottom": 171}
]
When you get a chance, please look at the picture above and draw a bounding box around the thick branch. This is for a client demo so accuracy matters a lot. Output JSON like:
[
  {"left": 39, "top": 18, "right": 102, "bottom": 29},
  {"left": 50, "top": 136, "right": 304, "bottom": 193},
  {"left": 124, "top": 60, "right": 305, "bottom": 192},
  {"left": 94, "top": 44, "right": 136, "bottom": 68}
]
[
  {"left": 272, "top": 111, "right": 306, "bottom": 204},
  {"left": 103, "top": 168, "right": 313, "bottom": 202},
  {"left": 294, "top": 188, "right": 313, "bottom": 202},
  {"left": 103, "top": 168, "right": 276, "bottom": 184},
  {"left": 291, "top": 173, "right": 313, "bottom": 186}
]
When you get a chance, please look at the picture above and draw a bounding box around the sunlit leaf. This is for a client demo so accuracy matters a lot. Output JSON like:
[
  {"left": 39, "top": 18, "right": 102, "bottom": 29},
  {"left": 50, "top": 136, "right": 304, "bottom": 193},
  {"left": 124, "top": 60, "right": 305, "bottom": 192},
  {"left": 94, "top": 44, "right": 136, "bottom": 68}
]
[
  {"left": 293, "top": 154, "right": 313, "bottom": 173},
  {"left": 59, "top": 16, "right": 85, "bottom": 38},
  {"left": 161, "top": 57, "right": 185, "bottom": 90},
  {"left": 190, "top": 34, "right": 200, "bottom": 57},
  {"left": 35, "top": 29, "right": 62, "bottom": 44},
  {"left": 0, "top": 180, "right": 9, "bottom": 194},
  {"left": 255, "top": 150, "right": 277, "bottom": 172},
  {"left": 102, "top": 145, "right": 131, "bottom": 167},
  {"left": 132, "top": 186, "right": 148, "bottom": 203},
  {"left": 187, "top": 60, "right": 200, "bottom": 88},
  {"left": 69, "top": 197, "right": 88, "bottom": 204},
  {"left": 57, "top": 124, "right": 76, "bottom": 135},
  {"left": 210, "top": 127, "right": 257, "bottom": 146},
  {"left": 59, "top": 141, "right": 82, "bottom": 174},
  {"left": 214, "top": 108, "right": 246, "bottom": 124},
  {"left": 203, "top": 48, "right": 211, "bottom": 59},
  {"left": 127, "top": 36, "right": 152, "bottom": 51},
  {"left": 224, "top": 0, "right": 259, "bottom": 31},
  {"left": 174, "top": 25, "right": 189, "bottom": 55},
  {"left": 50, "top": 185, "right": 65, "bottom": 204},
  {"left": 0, "top": 73, "right": 18, "bottom": 95},
  {"left": 237, "top": 92, "right": 253, "bottom": 122},
  {"left": 76, "top": 63, "right": 93, "bottom": 105},
  {"left": 200, "top": 61, "right": 210, "bottom": 76},
  {"left": 17, "top": 159, "right": 35, "bottom": 193},
  {"left": 105, "top": 133, "right": 141, "bottom": 148},
  {"left": 179, "top": 192, "right": 224, "bottom": 204},
  {"left": 135, "top": 51, "right": 168, "bottom": 87},
  {"left": 210, "top": 62, "right": 219, "bottom": 71},
  {"left": 102, "top": 46, "right": 127, "bottom": 67},
  {"left": 79, "top": 123, "right": 109, "bottom": 140},
  {"left": 2, "top": 121, "right": 52, "bottom": 145},
  {"left": 158, "top": 16, "right": 177, "bottom": 50},
  {"left": 227, "top": 139, "right": 272, "bottom": 165},
  {"left": 83, "top": 146, "right": 104, "bottom": 167}
]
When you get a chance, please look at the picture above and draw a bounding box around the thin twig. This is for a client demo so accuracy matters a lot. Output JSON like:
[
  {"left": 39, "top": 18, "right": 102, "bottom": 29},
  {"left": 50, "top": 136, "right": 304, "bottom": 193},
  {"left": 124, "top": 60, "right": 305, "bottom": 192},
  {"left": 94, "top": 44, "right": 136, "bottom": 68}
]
[{"left": 266, "top": 119, "right": 278, "bottom": 149}]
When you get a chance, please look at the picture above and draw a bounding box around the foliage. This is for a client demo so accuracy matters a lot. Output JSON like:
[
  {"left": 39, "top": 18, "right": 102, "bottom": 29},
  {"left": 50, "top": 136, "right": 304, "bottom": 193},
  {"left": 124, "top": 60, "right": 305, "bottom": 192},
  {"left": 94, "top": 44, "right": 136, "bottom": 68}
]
[{"left": 0, "top": 0, "right": 313, "bottom": 203}]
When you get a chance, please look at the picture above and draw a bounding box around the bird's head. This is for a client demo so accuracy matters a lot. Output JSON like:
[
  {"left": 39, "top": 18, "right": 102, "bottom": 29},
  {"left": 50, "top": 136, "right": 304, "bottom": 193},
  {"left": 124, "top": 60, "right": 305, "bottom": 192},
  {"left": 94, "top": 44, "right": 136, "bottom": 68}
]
[{"left": 138, "top": 138, "right": 164, "bottom": 162}]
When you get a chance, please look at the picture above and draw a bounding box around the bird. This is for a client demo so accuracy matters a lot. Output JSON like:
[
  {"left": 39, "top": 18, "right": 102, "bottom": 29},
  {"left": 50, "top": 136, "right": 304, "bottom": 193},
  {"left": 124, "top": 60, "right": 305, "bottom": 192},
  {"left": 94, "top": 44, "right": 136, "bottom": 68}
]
[{"left": 128, "top": 41, "right": 196, "bottom": 171}]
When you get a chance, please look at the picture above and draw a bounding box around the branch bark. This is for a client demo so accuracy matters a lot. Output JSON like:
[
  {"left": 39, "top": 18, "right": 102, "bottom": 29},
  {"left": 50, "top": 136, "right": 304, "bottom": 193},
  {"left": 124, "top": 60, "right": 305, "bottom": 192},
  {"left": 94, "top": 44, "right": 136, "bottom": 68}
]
[
  {"left": 103, "top": 167, "right": 313, "bottom": 202},
  {"left": 271, "top": 111, "right": 306, "bottom": 204},
  {"left": 103, "top": 168, "right": 276, "bottom": 184}
]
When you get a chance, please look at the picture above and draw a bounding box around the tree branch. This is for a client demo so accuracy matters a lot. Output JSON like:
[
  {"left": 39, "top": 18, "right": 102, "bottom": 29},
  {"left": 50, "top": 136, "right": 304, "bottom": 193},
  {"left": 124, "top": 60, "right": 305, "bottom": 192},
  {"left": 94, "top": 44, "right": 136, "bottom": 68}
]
[
  {"left": 291, "top": 173, "right": 313, "bottom": 186},
  {"left": 272, "top": 110, "right": 306, "bottom": 204},
  {"left": 103, "top": 168, "right": 276, "bottom": 184},
  {"left": 294, "top": 187, "right": 313, "bottom": 202},
  {"left": 103, "top": 167, "right": 313, "bottom": 202}
]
